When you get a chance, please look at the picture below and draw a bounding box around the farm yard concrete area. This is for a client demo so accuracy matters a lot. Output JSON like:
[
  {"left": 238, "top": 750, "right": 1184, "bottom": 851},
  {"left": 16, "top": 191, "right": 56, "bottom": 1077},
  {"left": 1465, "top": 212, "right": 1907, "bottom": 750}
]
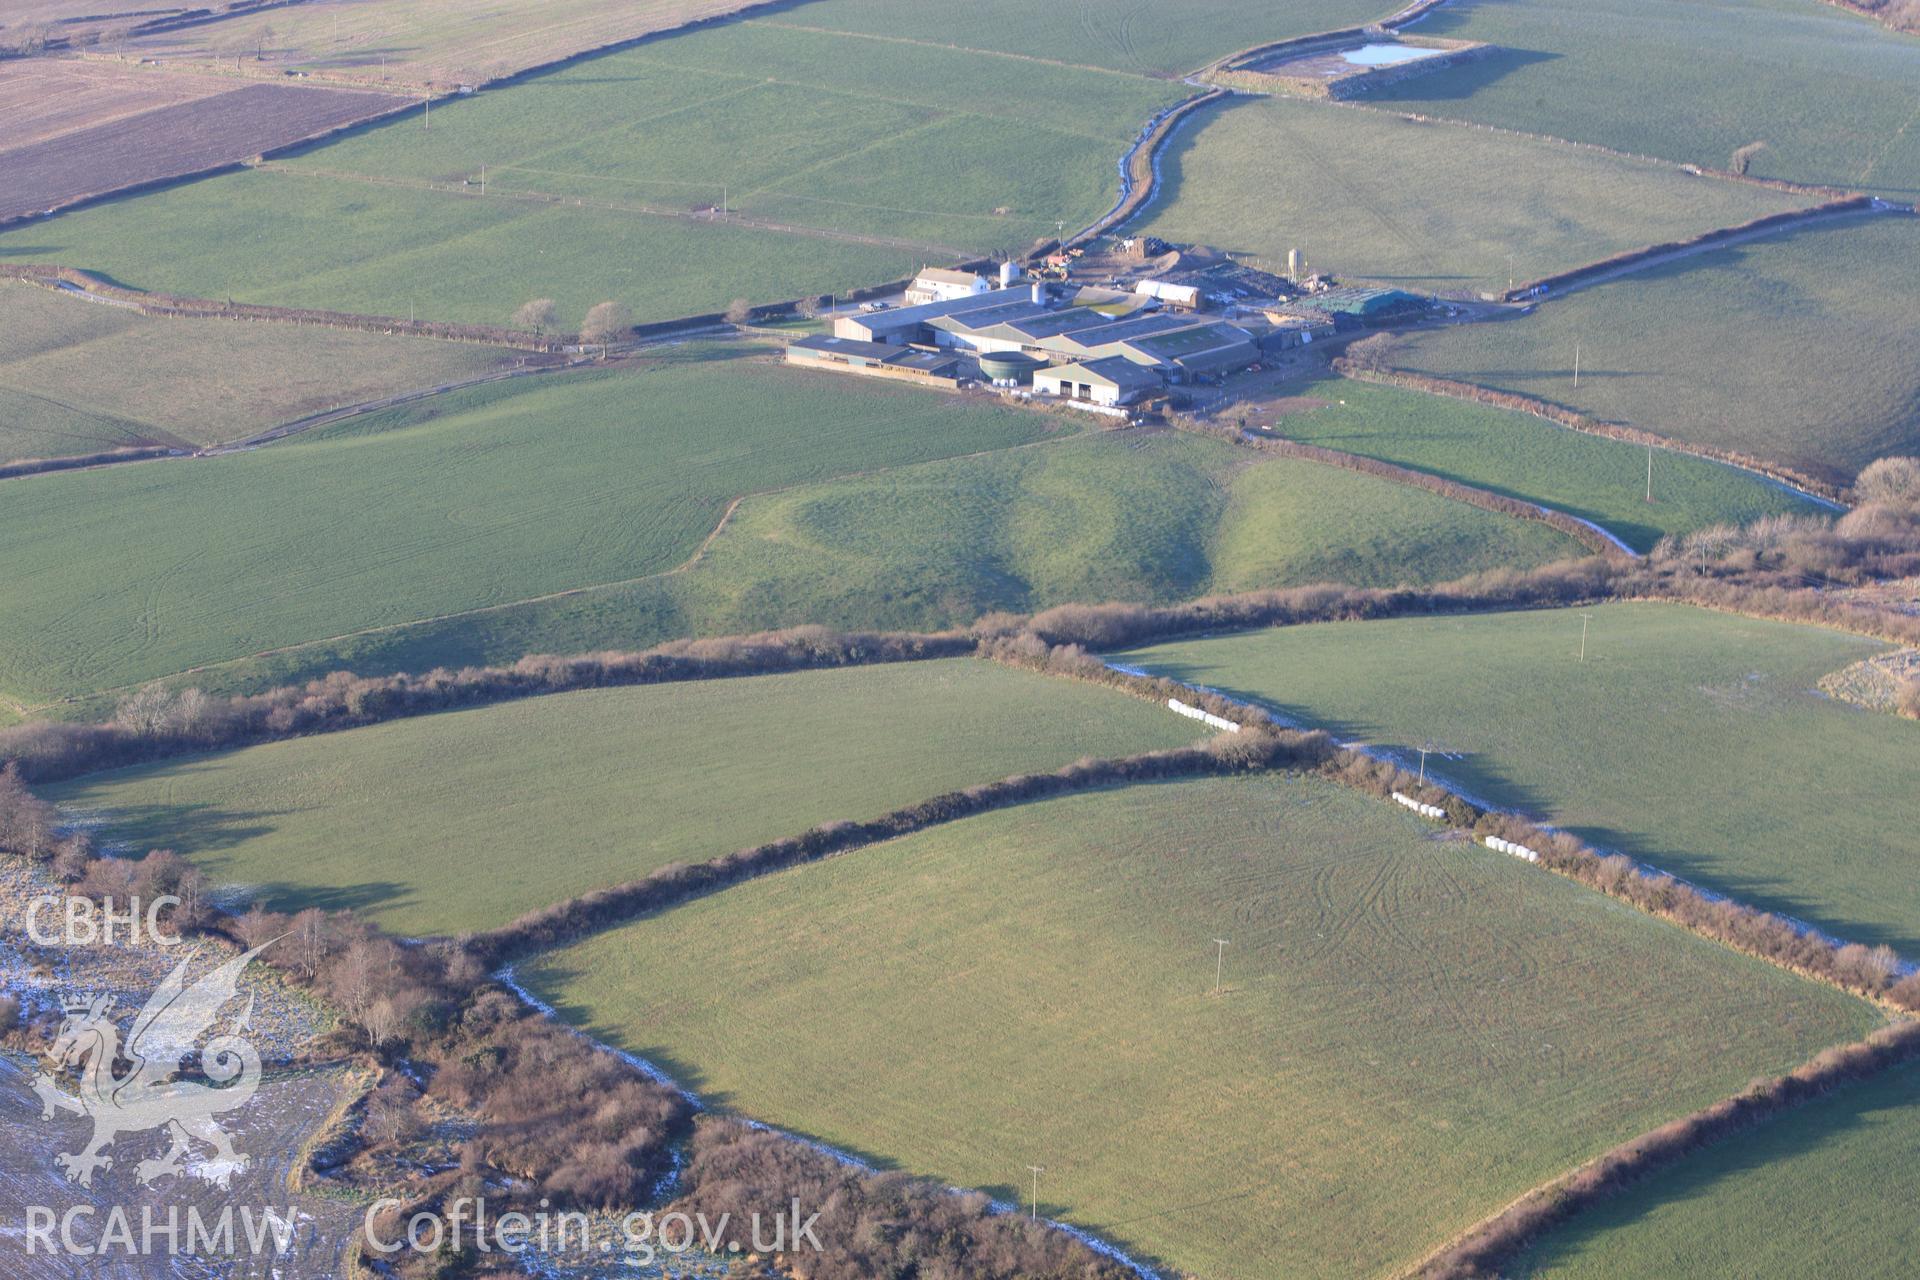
[
  {"left": 1136, "top": 95, "right": 1818, "bottom": 297},
  {"left": 49, "top": 659, "right": 1199, "bottom": 936},
  {"left": 1387, "top": 215, "right": 1920, "bottom": 487},
  {"left": 526, "top": 774, "right": 1878, "bottom": 1280},
  {"left": 1121, "top": 604, "right": 1920, "bottom": 955},
  {"left": 0, "top": 280, "right": 520, "bottom": 462}
]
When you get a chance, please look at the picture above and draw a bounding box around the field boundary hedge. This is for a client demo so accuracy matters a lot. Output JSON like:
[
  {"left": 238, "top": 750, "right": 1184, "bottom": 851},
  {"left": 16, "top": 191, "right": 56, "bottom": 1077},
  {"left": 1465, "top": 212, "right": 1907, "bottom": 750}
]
[
  {"left": 1403, "top": 1020, "right": 1920, "bottom": 1278},
  {"left": 1817, "top": 0, "right": 1920, "bottom": 35},
  {"left": 1499, "top": 196, "right": 1880, "bottom": 302},
  {"left": 991, "top": 632, "right": 1920, "bottom": 1006},
  {"left": 0, "top": 263, "right": 564, "bottom": 350},
  {"left": 1333, "top": 358, "right": 1850, "bottom": 503},
  {"left": 1170, "top": 411, "right": 1633, "bottom": 555},
  {"left": 9, "top": 501, "right": 1918, "bottom": 784},
  {"left": 992, "top": 629, "right": 1920, "bottom": 1280},
  {"left": 0, "top": 627, "right": 973, "bottom": 783},
  {"left": 464, "top": 729, "right": 1330, "bottom": 962},
  {"left": 0, "top": 444, "right": 179, "bottom": 480}
]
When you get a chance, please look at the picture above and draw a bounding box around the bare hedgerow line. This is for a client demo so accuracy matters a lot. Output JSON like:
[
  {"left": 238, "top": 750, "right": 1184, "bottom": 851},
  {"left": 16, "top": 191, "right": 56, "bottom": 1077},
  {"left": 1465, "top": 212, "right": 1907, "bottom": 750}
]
[
  {"left": 983, "top": 632, "right": 1920, "bottom": 1012},
  {"left": 1399, "top": 1021, "right": 1920, "bottom": 1279},
  {"left": 462, "top": 727, "right": 1331, "bottom": 964},
  {"left": 6, "top": 492, "right": 1918, "bottom": 784},
  {"left": 1167, "top": 410, "right": 1632, "bottom": 556},
  {"left": 1335, "top": 352, "right": 1851, "bottom": 503}
]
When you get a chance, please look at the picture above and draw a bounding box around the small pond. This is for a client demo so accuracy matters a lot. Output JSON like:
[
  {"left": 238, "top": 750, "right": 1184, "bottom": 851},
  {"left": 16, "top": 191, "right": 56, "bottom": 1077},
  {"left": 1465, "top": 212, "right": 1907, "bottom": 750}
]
[{"left": 1342, "top": 42, "right": 1450, "bottom": 67}]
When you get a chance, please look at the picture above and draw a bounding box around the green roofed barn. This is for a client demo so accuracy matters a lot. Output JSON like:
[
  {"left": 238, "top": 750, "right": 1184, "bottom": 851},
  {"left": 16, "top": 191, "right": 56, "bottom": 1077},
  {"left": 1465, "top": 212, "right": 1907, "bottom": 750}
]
[{"left": 1295, "top": 287, "right": 1426, "bottom": 323}]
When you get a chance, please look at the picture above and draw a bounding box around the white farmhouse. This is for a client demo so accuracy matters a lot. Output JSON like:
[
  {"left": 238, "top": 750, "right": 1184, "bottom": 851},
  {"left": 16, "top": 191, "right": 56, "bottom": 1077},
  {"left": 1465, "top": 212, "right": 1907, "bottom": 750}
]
[{"left": 906, "top": 267, "right": 991, "bottom": 305}]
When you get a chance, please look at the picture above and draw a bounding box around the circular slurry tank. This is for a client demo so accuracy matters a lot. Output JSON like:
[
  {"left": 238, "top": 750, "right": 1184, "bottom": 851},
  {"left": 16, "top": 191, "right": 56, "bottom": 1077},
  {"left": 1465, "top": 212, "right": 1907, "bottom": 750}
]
[{"left": 977, "top": 351, "right": 1043, "bottom": 385}]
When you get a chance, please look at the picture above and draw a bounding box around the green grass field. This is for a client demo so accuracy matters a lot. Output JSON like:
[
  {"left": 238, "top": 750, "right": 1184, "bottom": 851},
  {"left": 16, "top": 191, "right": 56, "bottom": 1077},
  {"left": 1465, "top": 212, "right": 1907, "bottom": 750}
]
[
  {"left": 1370, "top": 0, "right": 1920, "bottom": 198},
  {"left": 747, "top": 0, "right": 1391, "bottom": 76},
  {"left": 114, "top": 426, "right": 1580, "bottom": 708},
  {"left": 1119, "top": 603, "right": 1920, "bottom": 954},
  {"left": 1263, "top": 377, "right": 1819, "bottom": 551},
  {"left": 524, "top": 774, "right": 1877, "bottom": 1280},
  {"left": 0, "top": 22, "right": 1183, "bottom": 328},
  {"left": 51, "top": 658, "right": 1200, "bottom": 935},
  {"left": 1514, "top": 1059, "right": 1920, "bottom": 1277},
  {"left": 1385, "top": 216, "right": 1920, "bottom": 488},
  {"left": 0, "top": 354, "right": 1058, "bottom": 708},
  {"left": 0, "top": 281, "right": 517, "bottom": 460},
  {"left": 1138, "top": 96, "right": 1813, "bottom": 297}
]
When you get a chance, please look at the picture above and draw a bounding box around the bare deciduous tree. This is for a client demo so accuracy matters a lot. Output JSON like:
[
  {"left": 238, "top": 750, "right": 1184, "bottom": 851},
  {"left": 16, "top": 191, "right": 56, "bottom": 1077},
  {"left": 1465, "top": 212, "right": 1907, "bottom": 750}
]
[
  {"left": 171, "top": 688, "right": 212, "bottom": 741},
  {"left": 1856, "top": 456, "right": 1920, "bottom": 506},
  {"left": 724, "top": 298, "right": 755, "bottom": 325},
  {"left": 115, "top": 683, "right": 175, "bottom": 736},
  {"left": 579, "top": 300, "right": 632, "bottom": 344},
  {"left": 512, "top": 298, "right": 557, "bottom": 333}
]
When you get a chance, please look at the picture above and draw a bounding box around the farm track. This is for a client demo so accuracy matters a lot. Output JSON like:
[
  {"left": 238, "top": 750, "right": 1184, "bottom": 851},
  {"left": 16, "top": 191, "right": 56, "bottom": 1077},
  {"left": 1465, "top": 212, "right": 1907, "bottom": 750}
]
[{"left": 250, "top": 160, "right": 973, "bottom": 258}]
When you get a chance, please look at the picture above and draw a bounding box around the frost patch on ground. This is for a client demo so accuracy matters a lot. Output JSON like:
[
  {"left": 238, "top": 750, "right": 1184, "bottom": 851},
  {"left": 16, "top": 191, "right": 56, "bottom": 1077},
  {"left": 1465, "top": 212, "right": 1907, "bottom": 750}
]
[
  {"left": 0, "top": 859, "right": 322, "bottom": 1062},
  {"left": 1819, "top": 647, "right": 1920, "bottom": 714}
]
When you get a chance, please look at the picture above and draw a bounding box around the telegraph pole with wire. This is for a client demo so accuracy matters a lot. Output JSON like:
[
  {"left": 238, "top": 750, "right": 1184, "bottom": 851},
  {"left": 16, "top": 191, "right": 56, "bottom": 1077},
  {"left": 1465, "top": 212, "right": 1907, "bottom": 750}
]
[
  {"left": 1646, "top": 445, "right": 1655, "bottom": 503},
  {"left": 1573, "top": 339, "right": 1580, "bottom": 388},
  {"left": 1212, "top": 938, "right": 1230, "bottom": 994},
  {"left": 1026, "top": 1166, "right": 1045, "bottom": 1220},
  {"left": 1579, "top": 611, "right": 1592, "bottom": 663}
]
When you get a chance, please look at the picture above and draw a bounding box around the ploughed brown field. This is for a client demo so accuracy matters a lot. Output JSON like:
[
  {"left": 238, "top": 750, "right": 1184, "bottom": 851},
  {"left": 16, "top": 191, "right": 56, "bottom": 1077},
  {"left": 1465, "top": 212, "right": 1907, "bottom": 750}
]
[
  {"left": 107, "top": 0, "right": 769, "bottom": 89},
  {"left": 0, "top": 60, "right": 237, "bottom": 153},
  {"left": 0, "top": 79, "right": 409, "bottom": 222}
]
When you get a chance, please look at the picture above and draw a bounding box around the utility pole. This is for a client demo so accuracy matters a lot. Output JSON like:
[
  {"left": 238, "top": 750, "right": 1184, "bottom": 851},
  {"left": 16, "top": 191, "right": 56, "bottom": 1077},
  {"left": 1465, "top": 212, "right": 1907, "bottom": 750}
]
[
  {"left": 1579, "top": 611, "right": 1592, "bottom": 664},
  {"left": 1646, "top": 445, "right": 1654, "bottom": 503},
  {"left": 480, "top": 163, "right": 486, "bottom": 195},
  {"left": 1508, "top": 252, "right": 1515, "bottom": 294},
  {"left": 424, "top": 93, "right": 430, "bottom": 129},
  {"left": 1418, "top": 743, "right": 1432, "bottom": 784},
  {"left": 1026, "top": 1166, "right": 1045, "bottom": 1220},
  {"left": 1573, "top": 339, "right": 1580, "bottom": 388},
  {"left": 1212, "top": 938, "right": 1230, "bottom": 994}
]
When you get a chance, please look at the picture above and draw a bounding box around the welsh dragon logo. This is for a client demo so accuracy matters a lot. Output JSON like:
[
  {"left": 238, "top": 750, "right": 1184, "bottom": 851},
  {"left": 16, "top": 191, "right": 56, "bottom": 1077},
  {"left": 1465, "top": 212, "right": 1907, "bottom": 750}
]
[{"left": 31, "top": 942, "right": 274, "bottom": 1188}]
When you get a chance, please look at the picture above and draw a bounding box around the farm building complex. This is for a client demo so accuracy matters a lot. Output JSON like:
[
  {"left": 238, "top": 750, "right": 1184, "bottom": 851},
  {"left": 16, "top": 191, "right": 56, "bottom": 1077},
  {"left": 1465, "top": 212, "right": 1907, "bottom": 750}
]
[
  {"left": 810, "top": 280, "right": 1291, "bottom": 408},
  {"left": 793, "top": 245, "right": 1435, "bottom": 411}
]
